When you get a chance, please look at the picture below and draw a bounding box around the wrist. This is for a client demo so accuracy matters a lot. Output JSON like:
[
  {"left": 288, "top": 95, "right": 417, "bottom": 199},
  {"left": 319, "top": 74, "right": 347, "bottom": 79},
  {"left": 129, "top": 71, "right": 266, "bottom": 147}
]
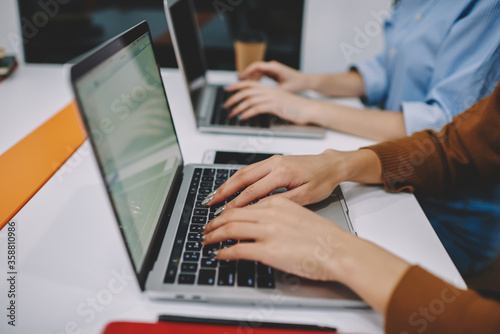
[
  {"left": 344, "top": 149, "right": 383, "bottom": 184},
  {"left": 316, "top": 226, "right": 364, "bottom": 283},
  {"left": 304, "top": 99, "right": 331, "bottom": 126},
  {"left": 302, "top": 73, "right": 321, "bottom": 92},
  {"left": 320, "top": 149, "right": 374, "bottom": 183},
  {"left": 318, "top": 149, "right": 383, "bottom": 198},
  {"left": 333, "top": 236, "right": 411, "bottom": 314}
]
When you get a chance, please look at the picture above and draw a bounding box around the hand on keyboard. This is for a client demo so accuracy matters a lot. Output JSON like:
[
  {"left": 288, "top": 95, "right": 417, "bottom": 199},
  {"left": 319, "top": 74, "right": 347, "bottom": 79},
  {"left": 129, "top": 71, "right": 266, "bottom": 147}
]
[
  {"left": 204, "top": 150, "right": 348, "bottom": 210},
  {"left": 202, "top": 197, "right": 352, "bottom": 282},
  {"left": 223, "top": 81, "right": 320, "bottom": 125}
]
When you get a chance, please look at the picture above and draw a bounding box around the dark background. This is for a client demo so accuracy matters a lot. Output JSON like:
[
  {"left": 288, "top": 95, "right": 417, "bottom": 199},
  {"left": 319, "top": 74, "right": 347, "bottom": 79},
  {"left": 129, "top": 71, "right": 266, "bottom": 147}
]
[{"left": 18, "top": 0, "right": 304, "bottom": 70}]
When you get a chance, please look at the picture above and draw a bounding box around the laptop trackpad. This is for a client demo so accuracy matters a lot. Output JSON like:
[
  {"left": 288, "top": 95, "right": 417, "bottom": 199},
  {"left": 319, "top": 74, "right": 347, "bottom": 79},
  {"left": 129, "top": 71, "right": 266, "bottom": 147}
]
[
  {"left": 270, "top": 187, "right": 353, "bottom": 233},
  {"left": 306, "top": 192, "right": 352, "bottom": 233}
]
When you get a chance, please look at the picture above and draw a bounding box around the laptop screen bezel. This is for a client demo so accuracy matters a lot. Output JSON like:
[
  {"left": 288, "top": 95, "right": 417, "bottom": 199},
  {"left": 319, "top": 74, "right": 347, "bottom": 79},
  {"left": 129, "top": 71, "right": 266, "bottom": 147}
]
[
  {"left": 70, "top": 21, "right": 184, "bottom": 290},
  {"left": 164, "top": 0, "right": 208, "bottom": 111}
]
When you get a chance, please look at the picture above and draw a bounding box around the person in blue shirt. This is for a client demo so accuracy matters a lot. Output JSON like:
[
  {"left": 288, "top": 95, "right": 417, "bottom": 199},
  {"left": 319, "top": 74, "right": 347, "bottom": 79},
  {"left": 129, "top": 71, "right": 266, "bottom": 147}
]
[{"left": 223, "top": 0, "right": 500, "bottom": 276}]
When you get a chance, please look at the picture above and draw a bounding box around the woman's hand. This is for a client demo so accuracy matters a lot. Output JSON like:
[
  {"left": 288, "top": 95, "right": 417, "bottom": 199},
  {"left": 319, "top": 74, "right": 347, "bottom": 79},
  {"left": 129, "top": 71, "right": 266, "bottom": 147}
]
[
  {"left": 203, "top": 196, "right": 411, "bottom": 315},
  {"left": 238, "top": 60, "right": 311, "bottom": 93},
  {"left": 204, "top": 150, "right": 352, "bottom": 209},
  {"left": 203, "top": 197, "right": 352, "bottom": 281},
  {"left": 223, "top": 81, "right": 320, "bottom": 125}
]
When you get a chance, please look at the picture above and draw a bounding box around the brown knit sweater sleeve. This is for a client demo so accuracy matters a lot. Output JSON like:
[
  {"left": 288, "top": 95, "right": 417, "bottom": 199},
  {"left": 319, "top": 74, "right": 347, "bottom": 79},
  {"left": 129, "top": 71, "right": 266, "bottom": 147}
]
[
  {"left": 386, "top": 266, "right": 500, "bottom": 334},
  {"left": 365, "top": 84, "right": 500, "bottom": 197}
]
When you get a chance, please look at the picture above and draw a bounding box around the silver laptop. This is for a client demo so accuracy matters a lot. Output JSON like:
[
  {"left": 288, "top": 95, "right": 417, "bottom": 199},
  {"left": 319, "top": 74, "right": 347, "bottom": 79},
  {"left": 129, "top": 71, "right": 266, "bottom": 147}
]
[
  {"left": 164, "top": 0, "right": 326, "bottom": 139},
  {"left": 70, "top": 21, "right": 363, "bottom": 308}
]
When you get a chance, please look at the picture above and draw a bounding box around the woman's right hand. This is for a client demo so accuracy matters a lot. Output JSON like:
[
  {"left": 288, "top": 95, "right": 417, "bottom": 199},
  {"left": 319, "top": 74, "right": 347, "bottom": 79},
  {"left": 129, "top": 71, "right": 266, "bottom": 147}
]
[
  {"left": 204, "top": 150, "right": 352, "bottom": 210},
  {"left": 238, "top": 60, "right": 311, "bottom": 93},
  {"left": 203, "top": 197, "right": 353, "bottom": 282}
]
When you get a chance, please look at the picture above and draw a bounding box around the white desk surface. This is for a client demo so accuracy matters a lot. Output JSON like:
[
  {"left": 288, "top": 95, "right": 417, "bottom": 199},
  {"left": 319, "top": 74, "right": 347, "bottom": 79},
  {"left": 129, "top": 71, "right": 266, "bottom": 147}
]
[{"left": 0, "top": 64, "right": 465, "bottom": 334}]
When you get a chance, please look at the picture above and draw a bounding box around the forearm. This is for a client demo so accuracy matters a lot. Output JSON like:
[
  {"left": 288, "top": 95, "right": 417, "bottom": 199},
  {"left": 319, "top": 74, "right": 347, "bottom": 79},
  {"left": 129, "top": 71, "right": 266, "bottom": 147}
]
[
  {"left": 329, "top": 234, "right": 411, "bottom": 314},
  {"left": 308, "top": 102, "right": 407, "bottom": 141},
  {"left": 304, "top": 71, "right": 365, "bottom": 98}
]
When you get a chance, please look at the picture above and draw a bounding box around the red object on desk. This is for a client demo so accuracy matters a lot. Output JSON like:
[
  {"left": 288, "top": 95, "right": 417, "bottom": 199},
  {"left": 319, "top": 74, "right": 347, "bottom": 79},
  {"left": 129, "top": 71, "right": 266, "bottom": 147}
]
[{"left": 102, "top": 321, "right": 339, "bottom": 334}]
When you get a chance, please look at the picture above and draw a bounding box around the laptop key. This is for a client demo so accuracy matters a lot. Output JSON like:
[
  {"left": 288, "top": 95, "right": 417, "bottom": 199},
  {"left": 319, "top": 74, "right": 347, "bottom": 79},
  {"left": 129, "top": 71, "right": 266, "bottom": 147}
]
[
  {"left": 203, "top": 243, "right": 220, "bottom": 257},
  {"left": 222, "top": 239, "right": 237, "bottom": 247},
  {"left": 210, "top": 205, "right": 223, "bottom": 213},
  {"left": 257, "top": 276, "right": 276, "bottom": 289},
  {"left": 190, "top": 224, "right": 204, "bottom": 232},
  {"left": 194, "top": 208, "right": 208, "bottom": 216},
  {"left": 178, "top": 274, "right": 195, "bottom": 285},
  {"left": 181, "top": 262, "right": 198, "bottom": 272},
  {"left": 218, "top": 267, "right": 235, "bottom": 286},
  {"left": 216, "top": 174, "right": 228, "bottom": 180},
  {"left": 200, "top": 182, "right": 213, "bottom": 188},
  {"left": 203, "top": 168, "right": 216, "bottom": 176},
  {"left": 192, "top": 169, "right": 202, "bottom": 185},
  {"left": 185, "top": 242, "right": 201, "bottom": 251},
  {"left": 198, "top": 188, "right": 211, "bottom": 195},
  {"left": 197, "top": 194, "right": 208, "bottom": 201},
  {"left": 201, "top": 258, "right": 218, "bottom": 268},
  {"left": 256, "top": 263, "right": 275, "bottom": 288},
  {"left": 188, "top": 233, "right": 202, "bottom": 242},
  {"left": 257, "top": 263, "right": 274, "bottom": 277},
  {"left": 219, "top": 260, "right": 236, "bottom": 269},
  {"left": 183, "top": 252, "right": 200, "bottom": 262},
  {"left": 198, "top": 269, "right": 216, "bottom": 285},
  {"left": 192, "top": 216, "right": 207, "bottom": 224},
  {"left": 189, "top": 185, "right": 198, "bottom": 195},
  {"left": 248, "top": 117, "right": 259, "bottom": 128},
  {"left": 259, "top": 119, "right": 271, "bottom": 129},
  {"left": 237, "top": 260, "right": 256, "bottom": 287}
]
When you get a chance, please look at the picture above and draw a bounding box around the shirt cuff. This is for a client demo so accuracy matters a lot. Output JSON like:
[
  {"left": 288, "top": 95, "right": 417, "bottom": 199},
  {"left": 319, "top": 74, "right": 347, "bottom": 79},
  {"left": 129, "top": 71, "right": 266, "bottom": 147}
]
[
  {"left": 402, "top": 101, "right": 452, "bottom": 135},
  {"left": 351, "top": 58, "right": 387, "bottom": 106}
]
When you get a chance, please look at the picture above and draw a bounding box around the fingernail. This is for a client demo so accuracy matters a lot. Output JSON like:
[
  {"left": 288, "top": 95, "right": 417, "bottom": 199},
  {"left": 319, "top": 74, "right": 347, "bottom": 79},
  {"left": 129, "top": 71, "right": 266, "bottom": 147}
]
[
  {"left": 211, "top": 250, "right": 219, "bottom": 258},
  {"left": 236, "top": 115, "right": 242, "bottom": 121},
  {"left": 214, "top": 205, "right": 226, "bottom": 216},
  {"left": 201, "top": 235, "right": 206, "bottom": 242},
  {"left": 201, "top": 225, "right": 206, "bottom": 232},
  {"left": 201, "top": 196, "right": 213, "bottom": 206},
  {"left": 202, "top": 191, "right": 217, "bottom": 206}
]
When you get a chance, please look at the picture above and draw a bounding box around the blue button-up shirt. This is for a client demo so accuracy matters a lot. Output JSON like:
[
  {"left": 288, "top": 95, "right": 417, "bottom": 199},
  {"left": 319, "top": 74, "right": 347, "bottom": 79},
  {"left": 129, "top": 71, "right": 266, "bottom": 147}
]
[
  {"left": 355, "top": 0, "right": 500, "bottom": 135},
  {"left": 355, "top": 0, "right": 500, "bottom": 276}
]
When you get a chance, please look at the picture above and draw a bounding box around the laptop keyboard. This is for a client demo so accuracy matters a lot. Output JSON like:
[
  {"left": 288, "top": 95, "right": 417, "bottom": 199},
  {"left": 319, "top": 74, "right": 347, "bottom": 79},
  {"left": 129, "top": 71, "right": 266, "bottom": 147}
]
[
  {"left": 164, "top": 168, "right": 276, "bottom": 289},
  {"left": 211, "top": 87, "right": 277, "bottom": 128}
]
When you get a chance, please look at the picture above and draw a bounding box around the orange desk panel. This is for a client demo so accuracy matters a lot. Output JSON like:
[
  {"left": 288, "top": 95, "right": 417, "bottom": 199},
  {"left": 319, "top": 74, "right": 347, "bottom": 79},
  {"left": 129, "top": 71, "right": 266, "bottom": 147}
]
[{"left": 0, "top": 101, "right": 86, "bottom": 229}]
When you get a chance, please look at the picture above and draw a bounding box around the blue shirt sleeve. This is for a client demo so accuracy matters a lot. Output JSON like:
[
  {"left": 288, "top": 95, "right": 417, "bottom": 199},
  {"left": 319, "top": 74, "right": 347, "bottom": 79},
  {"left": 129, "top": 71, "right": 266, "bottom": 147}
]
[
  {"left": 353, "top": 54, "right": 388, "bottom": 106},
  {"left": 403, "top": 1, "right": 500, "bottom": 134}
]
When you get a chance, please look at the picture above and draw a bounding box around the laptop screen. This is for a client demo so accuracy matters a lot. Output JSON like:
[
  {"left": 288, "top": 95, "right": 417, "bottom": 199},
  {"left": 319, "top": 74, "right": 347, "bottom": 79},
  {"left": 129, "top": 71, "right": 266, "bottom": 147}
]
[
  {"left": 73, "top": 29, "right": 182, "bottom": 272},
  {"left": 169, "top": 0, "right": 208, "bottom": 105}
]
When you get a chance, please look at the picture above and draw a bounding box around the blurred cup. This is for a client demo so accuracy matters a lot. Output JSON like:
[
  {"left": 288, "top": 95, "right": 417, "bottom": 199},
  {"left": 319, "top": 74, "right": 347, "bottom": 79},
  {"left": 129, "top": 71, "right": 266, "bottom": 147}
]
[{"left": 234, "top": 31, "right": 267, "bottom": 74}]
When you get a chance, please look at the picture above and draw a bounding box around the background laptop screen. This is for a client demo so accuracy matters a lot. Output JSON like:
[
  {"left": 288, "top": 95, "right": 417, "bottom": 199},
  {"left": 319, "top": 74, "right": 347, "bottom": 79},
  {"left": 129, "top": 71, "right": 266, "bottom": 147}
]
[
  {"left": 169, "top": 0, "right": 208, "bottom": 99},
  {"left": 74, "top": 32, "right": 182, "bottom": 271}
]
